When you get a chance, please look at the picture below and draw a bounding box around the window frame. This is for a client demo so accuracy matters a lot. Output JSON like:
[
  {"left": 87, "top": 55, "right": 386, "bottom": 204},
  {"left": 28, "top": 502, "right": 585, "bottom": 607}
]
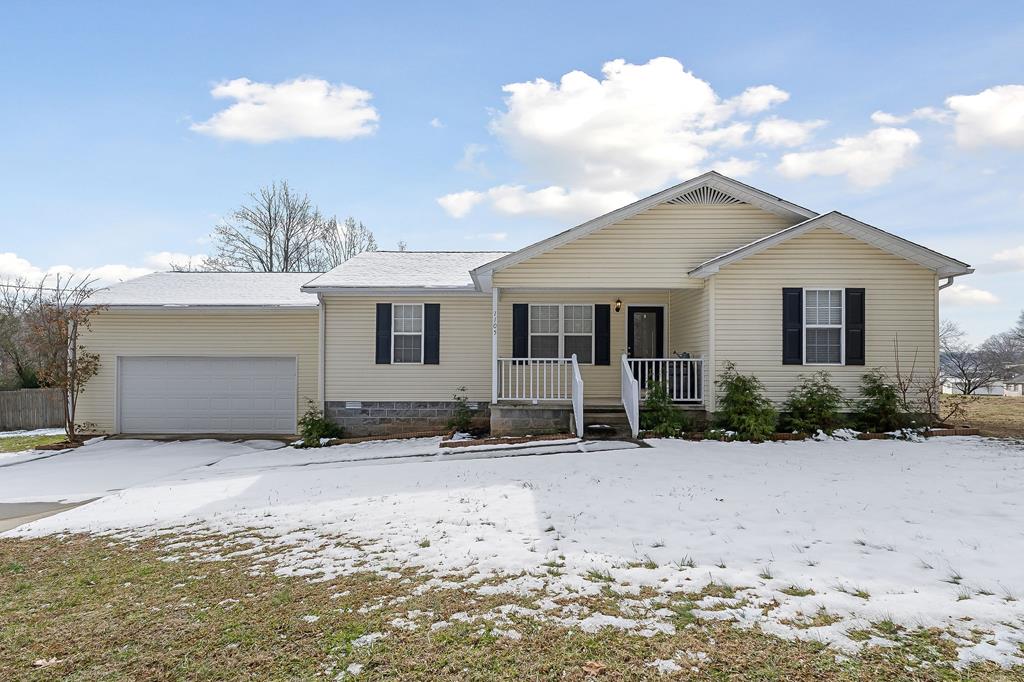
[
  {"left": 801, "top": 287, "right": 845, "bottom": 366},
  {"left": 527, "top": 303, "right": 595, "bottom": 365},
  {"left": 391, "top": 302, "right": 425, "bottom": 364}
]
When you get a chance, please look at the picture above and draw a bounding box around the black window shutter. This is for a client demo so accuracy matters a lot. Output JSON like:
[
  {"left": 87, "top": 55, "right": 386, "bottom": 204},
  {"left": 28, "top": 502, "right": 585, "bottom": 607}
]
[
  {"left": 845, "top": 288, "right": 865, "bottom": 366},
  {"left": 782, "top": 288, "right": 803, "bottom": 365},
  {"left": 512, "top": 304, "right": 529, "bottom": 359},
  {"left": 594, "top": 304, "right": 610, "bottom": 365},
  {"left": 375, "top": 303, "right": 392, "bottom": 364},
  {"left": 423, "top": 303, "right": 440, "bottom": 365}
]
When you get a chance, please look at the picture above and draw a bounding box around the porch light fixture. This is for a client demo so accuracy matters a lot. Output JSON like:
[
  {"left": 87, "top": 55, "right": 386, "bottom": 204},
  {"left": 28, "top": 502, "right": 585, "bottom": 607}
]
[{"left": 614, "top": 299, "right": 622, "bottom": 312}]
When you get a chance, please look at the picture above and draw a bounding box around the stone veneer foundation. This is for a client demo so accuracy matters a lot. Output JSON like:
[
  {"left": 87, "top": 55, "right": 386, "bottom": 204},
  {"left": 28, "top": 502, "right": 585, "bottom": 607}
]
[
  {"left": 489, "top": 403, "right": 573, "bottom": 437},
  {"left": 325, "top": 400, "right": 489, "bottom": 437}
]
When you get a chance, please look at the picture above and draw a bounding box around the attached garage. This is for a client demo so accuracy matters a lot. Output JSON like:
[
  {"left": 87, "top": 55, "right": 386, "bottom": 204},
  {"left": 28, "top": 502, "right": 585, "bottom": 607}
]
[
  {"left": 118, "top": 356, "right": 298, "bottom": 434},
  {"left": 76, "top": 272, "right": 321, "bottom": 435}
]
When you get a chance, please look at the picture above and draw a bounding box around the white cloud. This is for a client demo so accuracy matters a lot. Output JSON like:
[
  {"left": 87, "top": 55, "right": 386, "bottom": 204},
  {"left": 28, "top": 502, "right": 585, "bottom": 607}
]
[
  {"left": 870, "top": 107, "right": 950, "bottom": 126},
  {"left": 429, "top": 117, "right": 444, "bottom": 128},
  {"left": 144, "top": 251, "right": 207, "bottom": 270},
  {"left": 0, "top": 252, "right": 152, "bottom": 287},
  {"left": 946, "top": 84, "right": 1024, "bottom": 149},
  {"left": 484, "top": 185, "right": 638, "bottom": 219},
  {"left": 992, "top": 245, "right": 1024, "bottom": 271},
  {"left": 776, "top": 127, "right": 921, "bottom": 188},
  {"left": 456, "top": 143, "right": 488, "bottom": 174},
  {"left": 437, "top": 190, "right": 485, "bottom": 218},
  {"left": 190, "top": 77, "right": 379, "bottom": 142},
  {"left": 754, "top": 117, "right": 827, "bottom": 147},
  {"left": 940, "top": 283, "right": 1000, "bottom": 306},
  {"left": 441, "top": 57, "right": 790, "bottom": 219},
  {"left": 708, "top": 157, "right": 759, "bottom": 177},
  {"left": 724, "top": 85, "right": 790, "bottom": 116}
]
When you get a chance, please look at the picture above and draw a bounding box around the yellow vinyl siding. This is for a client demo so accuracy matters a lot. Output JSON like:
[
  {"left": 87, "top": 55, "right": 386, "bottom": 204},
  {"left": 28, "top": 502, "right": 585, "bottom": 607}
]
[
  {"left": 493, "top": 204, "right": 797, "bottom": 289},
  {"left": 712, "top": 227, "right": 938, "bottom": 405},
  {"left": 323, "top": 296, "right": 492, "bottom": 403},
  {"left": 499, "top": 291, "right": 671, "bottom": 400},
  {"left": 669, "top": 287, "right": 707, "bottom": 359},
  {"left": 78, "top": 308, "right": 319, "bottom": 433}
]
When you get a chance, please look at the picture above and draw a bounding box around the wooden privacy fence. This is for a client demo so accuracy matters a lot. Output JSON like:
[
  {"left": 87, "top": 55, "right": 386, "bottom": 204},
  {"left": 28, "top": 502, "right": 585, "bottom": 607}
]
[{"left": 0, "top": 388, "right": 64, "bottom": 430}]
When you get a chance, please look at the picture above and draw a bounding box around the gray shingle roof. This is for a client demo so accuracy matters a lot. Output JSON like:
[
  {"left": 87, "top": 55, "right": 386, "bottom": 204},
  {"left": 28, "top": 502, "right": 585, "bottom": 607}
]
[
  {"left": 89, "top": 272, "right": 320, "bottom": 308},
  {"left": 303, "top": 251, "right": 510, "bottom": 291}
]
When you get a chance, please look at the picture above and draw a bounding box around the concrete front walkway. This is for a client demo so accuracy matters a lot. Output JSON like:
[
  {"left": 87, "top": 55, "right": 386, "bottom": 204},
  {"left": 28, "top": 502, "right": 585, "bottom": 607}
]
[{"left": 0, "top": 500, "right": 94, "bottom": 533}]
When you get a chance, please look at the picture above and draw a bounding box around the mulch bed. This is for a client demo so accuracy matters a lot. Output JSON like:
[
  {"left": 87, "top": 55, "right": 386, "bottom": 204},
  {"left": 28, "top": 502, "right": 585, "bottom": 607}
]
[
  {"left": 644, "top": 429, "right": 981, "bottom": 442},
  {"left": 923, "top": 427, "right": 980, "bottom": 437},
  {"left": 439, "top": 432, "right": 576, "bottom": 449},
  {"left": 34, "top": 439, "right": 94, "bottom": 451},
  {"left": 320, "top": 430, "right": 449, "bottom": 446}
]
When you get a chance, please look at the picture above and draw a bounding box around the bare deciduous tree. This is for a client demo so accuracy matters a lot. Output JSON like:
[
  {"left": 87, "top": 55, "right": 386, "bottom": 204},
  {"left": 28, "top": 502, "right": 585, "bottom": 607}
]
[
  {"left": 322, "top": 216, "right": 378, "bottom": 266},
  {"left": 979, "top": 331, "right": 1023, "bottom": 380},
  {"left": 202, "top": 181, "right": 376, "bottom": 273},
  {"left": 25, "top": 275, "right": 105, "bottom": 442},
  {"left": 939, "top": 320, "right": 1002, "bottom": 395}
]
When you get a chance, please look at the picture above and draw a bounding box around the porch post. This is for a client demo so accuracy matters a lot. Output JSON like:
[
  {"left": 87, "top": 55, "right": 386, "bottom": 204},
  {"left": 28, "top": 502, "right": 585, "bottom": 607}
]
[{"left": 491, "top": 287, "right": 499, "bottom": 403}]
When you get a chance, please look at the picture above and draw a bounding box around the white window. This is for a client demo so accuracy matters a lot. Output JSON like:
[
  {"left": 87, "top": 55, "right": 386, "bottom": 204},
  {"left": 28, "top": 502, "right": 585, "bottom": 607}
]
[
  {"left": 392, "top": 303, "right": 423, "bottom": 364},
  {"left": 804, "top": 289, "right": 843, "bottom": 365},
  {"left": 529, "top": 304, "right": 594, "bottom": 364}
]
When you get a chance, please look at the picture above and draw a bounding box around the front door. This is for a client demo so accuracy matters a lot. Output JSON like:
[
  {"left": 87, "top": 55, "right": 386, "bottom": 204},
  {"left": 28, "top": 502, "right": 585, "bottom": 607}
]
[{"left": 627, "top": 307, "right": 664, "bottom": 359}]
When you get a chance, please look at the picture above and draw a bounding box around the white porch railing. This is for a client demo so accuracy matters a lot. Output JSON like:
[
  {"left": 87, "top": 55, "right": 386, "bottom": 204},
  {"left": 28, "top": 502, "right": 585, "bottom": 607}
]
[
  {"left": 496, "top": 356, "right": 585, "bottom": 436},
  {"left": 497, "top": 358, "right": 574, "bottom": 402},
  {"left": 627, "top": 358, "right": 704, "bottom": 403},
  {"left": 570, "top": 354, "right": 584, "bottom": 438},
  {"left": 621, "top": 354, "right": 640, "bottom": 438}
]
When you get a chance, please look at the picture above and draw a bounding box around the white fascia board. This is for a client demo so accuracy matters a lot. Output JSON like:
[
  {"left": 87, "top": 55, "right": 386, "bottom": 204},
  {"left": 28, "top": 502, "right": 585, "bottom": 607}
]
[
  {"left": 303, "top": 287, "right": 488, "bottom": 297},
  {"left": 99, "top": 304, "right": 319, "bottom": 310},
  {"left": 688, "top": 211, "right": 972, "bottom": 278}
]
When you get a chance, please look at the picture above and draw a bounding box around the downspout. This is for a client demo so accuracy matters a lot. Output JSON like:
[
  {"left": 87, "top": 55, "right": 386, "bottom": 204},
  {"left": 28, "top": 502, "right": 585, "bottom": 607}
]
[
  {"left": 318, "top": 293, "right": 325, "bottom": 408},
  {"left": 938, "top": 276, "right": 955, "bottom": 290}
]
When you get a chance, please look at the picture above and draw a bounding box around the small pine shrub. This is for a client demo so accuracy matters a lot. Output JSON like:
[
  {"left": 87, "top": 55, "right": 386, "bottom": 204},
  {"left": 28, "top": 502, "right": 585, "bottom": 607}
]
[
  {"left": 297, "top": 400, "right": 344, "bottom": 447},
  {"left": 856, "top": 370, "right": 911, "bottom": 432},
  {"left": 781, "top": 370, "right": 846, "bottom": 435},
  {"left": 640, "top": 380, "right": 692, "bottom": 437},
  {"left": 715, "top": 362, "right": 777, "bottom": 442},
  {"left": 447, "top": 386, "right": 474, "bottom": 433}
]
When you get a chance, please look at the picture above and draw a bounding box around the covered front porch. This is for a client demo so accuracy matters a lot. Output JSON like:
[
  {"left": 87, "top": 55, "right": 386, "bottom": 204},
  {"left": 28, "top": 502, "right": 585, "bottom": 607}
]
[{"left": 488, "top": 288, "right": 709, "bottom": 437}]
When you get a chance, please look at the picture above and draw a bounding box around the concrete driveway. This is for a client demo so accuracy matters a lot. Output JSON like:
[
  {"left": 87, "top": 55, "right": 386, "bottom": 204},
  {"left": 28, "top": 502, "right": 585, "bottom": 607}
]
[
  {"left": 0, "top": 500, "right": 94, "bottom": 533},
  {"left": 0, "top": 438, "right": 286, "bottom": 507}
]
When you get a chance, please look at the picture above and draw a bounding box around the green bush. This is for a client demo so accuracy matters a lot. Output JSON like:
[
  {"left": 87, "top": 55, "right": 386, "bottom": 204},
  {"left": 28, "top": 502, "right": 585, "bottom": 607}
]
[
  {"left": 640, "top": 380, "right": 692, "bottom": 437},
  {"left": 855, "top": 370, "right": 911, "bottom": 432},
  {"left": 781, "top": 370, "right": 846, "bottom": 435},
  {"left": 447, "top": 386, "right": 474, "bottom": 433},
  {"left": 714, "top": 362, "right": 777, "bottom": 442},
  {"left": 297, "top": 400, "right": 344, "bottom": 447}
]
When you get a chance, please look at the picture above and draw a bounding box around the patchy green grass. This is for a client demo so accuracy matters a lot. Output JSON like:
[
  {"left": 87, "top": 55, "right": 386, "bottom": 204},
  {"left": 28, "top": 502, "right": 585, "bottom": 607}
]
[
  {"left": 0, "top": 434, "right": 65, "bottom": 453},
  {"left": 0, "top": 535, "right": 1019, "bottom": 681},
  {"left": 780, "top": 585, "right": 816, "bottom": 597}
]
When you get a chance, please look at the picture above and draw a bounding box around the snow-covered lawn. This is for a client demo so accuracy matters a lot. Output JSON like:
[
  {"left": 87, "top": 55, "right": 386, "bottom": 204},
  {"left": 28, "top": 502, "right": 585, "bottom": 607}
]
[{"left": 7, "top": 435, "right": 1024, "bottom": 667}]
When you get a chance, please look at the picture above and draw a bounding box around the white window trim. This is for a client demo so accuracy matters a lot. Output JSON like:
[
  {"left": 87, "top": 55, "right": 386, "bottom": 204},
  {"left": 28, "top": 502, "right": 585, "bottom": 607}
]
[
  {"left": 392, "top": 302, "right": 424, "bottom": 364},
  {"left": 527, "top": 303, "right": 595, "bottom": 365},
  {"left": 802, "top": 287, "right": 845, "bottom": 366}
]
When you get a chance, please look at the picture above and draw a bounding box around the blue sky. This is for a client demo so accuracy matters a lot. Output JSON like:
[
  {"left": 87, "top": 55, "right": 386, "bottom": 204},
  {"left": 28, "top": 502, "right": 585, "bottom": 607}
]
[{"left": 1, "top": 1, "right": 1022, "bottom": 342}]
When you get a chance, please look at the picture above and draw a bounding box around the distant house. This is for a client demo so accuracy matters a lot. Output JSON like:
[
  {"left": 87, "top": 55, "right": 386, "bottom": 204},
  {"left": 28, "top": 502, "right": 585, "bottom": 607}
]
[
  {"left": 79, "top": 172, "right": 973, "bottom": 438},
  {"left": 1006, "top": 375, "right": 1024, "bottom": 397},
  {"left": 942, "top": 378, "right": 1006, "bottom": 396}
]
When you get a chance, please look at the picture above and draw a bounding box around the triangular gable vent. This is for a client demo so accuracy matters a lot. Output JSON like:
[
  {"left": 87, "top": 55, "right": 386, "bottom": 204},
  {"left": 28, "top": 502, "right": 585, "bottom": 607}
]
[{"left": 666, "top": 186, "right": 744, "bottom": 206}]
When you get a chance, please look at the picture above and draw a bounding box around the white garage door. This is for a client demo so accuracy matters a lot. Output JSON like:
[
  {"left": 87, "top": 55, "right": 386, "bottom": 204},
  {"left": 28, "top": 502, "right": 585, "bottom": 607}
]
[{"left": 118, "top": 356, "right": 297, "bottom": 434}]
